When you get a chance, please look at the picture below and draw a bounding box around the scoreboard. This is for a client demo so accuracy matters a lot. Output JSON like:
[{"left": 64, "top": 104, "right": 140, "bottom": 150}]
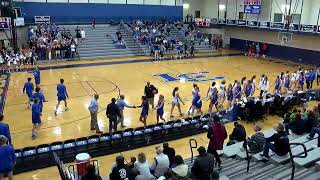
[{"left": 244, "top": 0, "right": 262, "bottom": 14}]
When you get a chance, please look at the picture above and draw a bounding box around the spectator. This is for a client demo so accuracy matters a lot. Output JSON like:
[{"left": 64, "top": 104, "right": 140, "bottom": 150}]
[
  {"left": 80, "top": 28, "right": 86, "bottom": 43},
  {"left": 144, "top": 82, "right": 157, "bottom": 109},
  {"left": 163, "top": 142, "right": 176, "bottom": 167},
  {"left": 191, "top": 146, "right": 215, "bottom": 180},
  {"left": 150, "top": 146, "right": 170, "bottom": 178},
  {"left": 260, "top": 123, "right": 290, "bottom": 161},
  {"left": 0, "top": 115, "right": 11, "bottom": 144},
  {"left": 207, "top": 116, "right": 227, "bottom": 169},
  {"left": 0, "top": 135, "right": 15, "bottom": 180},
  {"left": 110, "top": 156, "right": 130, "bottom": 180},
  {"left": 246, "top": 125, "right": 265, "bottom": 153},
  {"left": 81, "top": 164, "right": 102, "bottom": 180},
  {"left": 307, "top": 120, "right": 320, "bottom": 147},
  {"left": 228, "top": 121, "right": 247, "bottom": 145},
  {"left": 285, "top": 109, "right": 304, "bottom": 135},
  {"left": 165, "top": 155, "right": 188, "bottom": 179},
  {"left": 304, "top": 110, "right": 316, "bottom": 133},
  {"left": 134, "top": 153, "right": 154, "bottom": 180}
]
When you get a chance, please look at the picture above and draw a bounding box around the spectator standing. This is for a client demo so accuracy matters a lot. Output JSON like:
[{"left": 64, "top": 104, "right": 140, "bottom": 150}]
[
  {"left": 0, "top": 115, "right": 11, "bottom": 144},
  {"left": 191, "top": 146, "right": 215, "bottom": 180},
  {"left": 88, "top": 94, "right": 102, "bottom": 133},
  {"left": 150, "top": 146, "right": 170, "bottom": 178},
  {"left": 144, "top": 82, "right": 157, "bottom": 108},
  {"left": 106, "top": 98, "right": 121, "bottom": 133},
  {"left": 0, "top": 135, "right": 15, "bottom": 180},
  {"left": 207, "top": 116, "right": 227, "bottom": 168},
  {"left": 81, "top": 164, "right": 102, "bottom": 180},
  {"left": 110, "top": 156, "right": 130, "bottom": 180},
  {"left": 116, "top": 95, "right": 136, "bottom": 128},
  {"left": 260, "top": 123, "right": 290, "bottom": 161},
  {"left": 163, "top": 142, "right": 176, "bottom": 167},
  {"left": 80, "top": 28, "right": 86, "bottom": 43}
]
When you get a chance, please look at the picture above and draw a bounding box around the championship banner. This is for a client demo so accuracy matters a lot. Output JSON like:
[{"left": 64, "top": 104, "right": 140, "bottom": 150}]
[{"left": 244, "top": 0, "right": 262, "bottom": 14}]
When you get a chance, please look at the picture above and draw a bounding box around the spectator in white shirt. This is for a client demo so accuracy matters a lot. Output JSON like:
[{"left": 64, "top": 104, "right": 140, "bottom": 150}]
[
  {"left": 134, "top": 153, "right": 155, "bottom": 180},
  {"left": 150, "top": 146, "right": 170, "bottom": 178},
  {"left": 81, "top": 29, "right": 86, "bottom": 43}
]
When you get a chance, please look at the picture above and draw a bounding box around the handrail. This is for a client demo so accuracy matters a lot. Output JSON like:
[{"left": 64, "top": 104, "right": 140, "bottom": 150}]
[
  {"left": 189, "top": 139, "right": 198, "bottom": 163},
  {"left": 243, "top": 139, "right": 256, "bottom": 173},
  {"left": 289, "top": 143, "right": 308, "bottom": 180}
]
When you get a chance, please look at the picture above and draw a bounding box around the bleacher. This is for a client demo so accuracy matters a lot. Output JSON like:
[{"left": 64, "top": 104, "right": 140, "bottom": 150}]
[
  {"left": 185, "top": 129, "right": 320, "bottom": 180},
  {"left": 64, "top": 24, "right": 143, "bottom": 60}
]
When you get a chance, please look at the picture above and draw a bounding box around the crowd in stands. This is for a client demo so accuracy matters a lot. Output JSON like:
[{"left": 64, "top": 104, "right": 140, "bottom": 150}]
[
  {"left": 27, "top": 24, "right": 82, "bottom": 60},
  {"left": 128, "top": 20, "right": 211, "bottom": 60}
]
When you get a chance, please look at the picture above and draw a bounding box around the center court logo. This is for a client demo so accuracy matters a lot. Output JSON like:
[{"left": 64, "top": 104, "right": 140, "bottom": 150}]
[{"left": 153, "top": 72, "right": 225, "bottom": 83}]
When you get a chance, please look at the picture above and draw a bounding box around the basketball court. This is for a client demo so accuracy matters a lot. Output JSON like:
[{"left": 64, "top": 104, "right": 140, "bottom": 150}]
[{"left": 4, "top": 50, "right": 304, "bottom": 150}]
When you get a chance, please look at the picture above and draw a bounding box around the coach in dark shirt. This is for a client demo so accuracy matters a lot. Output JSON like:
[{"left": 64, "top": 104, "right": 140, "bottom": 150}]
[
  {"left": 144, "top": 82, "right": 157, "bottom": 108},
  {"left": 260, "top": 123, "right": 290, "bottom": 161},
  {"left": 191, "top": 146, "right": 215, "bottom": 180},
  {"left": 106, "top": 98, "right": 121, "bottom": 133}
]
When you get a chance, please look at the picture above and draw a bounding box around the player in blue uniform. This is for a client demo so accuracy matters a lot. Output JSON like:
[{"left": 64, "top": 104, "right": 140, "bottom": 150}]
[
  {"left": 274, "top": 76, "right": 281, "bottom": 94},
  {"left": 31, "top": 67, "right": 41, "bottom": 86},
  {"left": 138, "top": 96, "right": 149, "bottom": 127},
  {"left": 155, "top": 94, "right": 165, "bottom": 123},
  {"left": 244, "top": 80, "right": 253, "bottom": 98},
  {"left": 233, "top": 81, "right": 242, "bottom": 102},
  {"left": 54, "top": 79, "right": 69, "bottom": 115},
  {"left": 298, "top": 72, "right": 304, "bottom": 91},
  {"left": 190, "top": 86, "right": 203, "bottom": 117},
  {"left": 284, "top": 74, "right": 291, "bottom": 93},
  {"left": 226, "top": 84, "right": 234, "bottom": 111},
  {"left": 31, "top": 87, "right": 46, "bottom": 113},
  {"left": 31, "top": 98, "right": 41, "bottom": 139},
  {"left": 208, "top": 87, "right": 218, "bottom": 113},
  {"left": 23, "top": 77, "right": 34, "bottom": 109}
]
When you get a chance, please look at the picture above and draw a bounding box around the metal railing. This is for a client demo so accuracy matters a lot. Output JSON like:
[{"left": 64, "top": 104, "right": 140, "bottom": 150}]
[
  {"left": 189, "top": 139, "right": 198, "bottom": 163},
  {"left": 289, "top": 143, "right": 308, "bottom": 180},
  {"left": 68, "top": 159, "right": 100, "bottom": 180}
]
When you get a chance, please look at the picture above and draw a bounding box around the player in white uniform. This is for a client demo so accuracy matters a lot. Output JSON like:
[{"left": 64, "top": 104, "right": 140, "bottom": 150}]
[
  {"left": 206, "top": 81, "right": 216, "bottom": 99},
  {"left": 187, "top": 84, "right": 198, "bottom": 115},
  {"left": 170, "top": 87, "right": 184, "bottom": 118},
  {"left": 218, "top": 80, "right": 226, "bottom": 107}
]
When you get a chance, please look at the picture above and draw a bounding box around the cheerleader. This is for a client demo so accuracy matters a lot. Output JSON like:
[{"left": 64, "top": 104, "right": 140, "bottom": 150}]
[
  {"left": 208, "top": 87, "right": 219, "bottom": 113},
  {"left": 155, "top": 94, "right": 165, "bottom": 123},
  {"left": 284, "top": 74, "right": 291, "bottom": 93},
  {"left": 138, "top": 96, "right": 149, "bottom": 127},
  {"left": 251, "top": 75, "right": 257, "bottom": 95},
  {"left": 244, "top": 80, "right": 253, "bottom": 97},
  {"left": 298, "top": 72, "right": 305, "bottom": 91},
  {"left": 218, "top": 80, "right": 226, "bottom": 107},
  {"left": 233, "top": 81, "right": 242, "bottom": 102},
  {"left": 226, "top": 84, "right": 234, "bottom": 111},
  {"left": 274, "top": 76, "right": 281, "bottom": 94},
  {"left": 170, "top": 87, "right": 184, "bottom": 118},
  {"left": 190, "top": 86, "right": 203, "bottom": 117},
  {"left": 187, "top": 84, "right": 198, "bottom": 115}
]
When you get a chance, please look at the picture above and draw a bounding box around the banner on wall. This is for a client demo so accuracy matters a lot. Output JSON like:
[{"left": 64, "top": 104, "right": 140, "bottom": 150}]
[
  {"left": 244, "top": 0, "right": 262, "bottom": 14},
  {"left": 195, "top": 18, "right": 211, "bottom": 27},
  {"left": 34, "top": 16, "right": 50, "bottom": 24}
]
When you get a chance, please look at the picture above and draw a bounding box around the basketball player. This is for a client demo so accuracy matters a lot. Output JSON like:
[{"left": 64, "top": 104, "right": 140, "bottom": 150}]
[
  {"left": 226, "top": 84, "right": 234, "bottom": 111},
  {"left": 187, "top": 83, "right": 198, "bottom": 115},
  {"left": 233, "top": 81, "right": 242, "bottom": 102},
  {"left": 283, "top": 74, "right": 291, "bottom": 93},
  {"left": 251, "top": 75, "right": 257, "bottom": 95},
  {"left": 218, "top": 80, "right": 226, "bottom": 107},
  {"left": 155, "top": 94, "right": 165, "bottom": 123},
  {"left": 31, "top": 98, "right": 41, "bottom": 140},
  {"left": 298, "top": 72, "right": 304, "bottom": 91},
  {"left": 23, "top": 77, "right": 34, "bottom": 109},
  {"left": 244, "top": 80, "right": 253, "bottom": 98},
  {"left": 170, "top": 87, "right": 184, "bottom": 118},
  {"left": 206, "top": 81, "right": 216, "bottom": 99},
  {"left": 138, "top": 96, "right": 149, "bottom": 127},
  {"left": 31, "top": 87, "right": 46, "bottom": 113},
  {"left": 190, "top": 86, "right": 203, "bottom": 117},
  {"left": 274, "top": 76, "right": 281, "bottom": 94},
  {"left": 54, "top": 79, "right": 69, "bottom": 115},
  {"left": 208, "top": 87, "right": 219, "bottom": 113},
  {"left": 30, "top": 66, "right": 41, "bottom": 87}
]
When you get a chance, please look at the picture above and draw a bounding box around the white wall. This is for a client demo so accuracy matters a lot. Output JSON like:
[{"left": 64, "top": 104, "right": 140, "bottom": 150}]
[
  {"left": 223, "top": 27, "right": 320, "bottom": 51},
  {"left": 183, "top": 0, "right": 204, "bottom": 17}
]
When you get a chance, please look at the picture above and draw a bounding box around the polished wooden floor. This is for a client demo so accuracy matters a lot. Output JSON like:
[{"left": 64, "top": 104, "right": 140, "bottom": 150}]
[{"left": 4, "top": 50, "right": 315, "bottom": 179}]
